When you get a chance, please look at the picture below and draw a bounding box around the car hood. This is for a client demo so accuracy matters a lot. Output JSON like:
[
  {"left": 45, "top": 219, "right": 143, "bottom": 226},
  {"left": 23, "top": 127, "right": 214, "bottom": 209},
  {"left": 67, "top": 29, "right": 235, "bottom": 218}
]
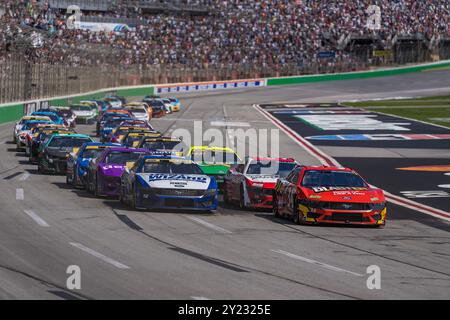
[
  {"left": 197, "top": 163, "right": 231, "bottom": 175},
  {"left": 301, "top": 186, "right": 385, "bottom": 202},
  {"left": 137, "top": 173, "right": 211, "bottom": 190},
  {"left": 46, "top": 147, "right": 76, "bottom": 158},
  {"left": 245, "top": 174, "right": 279, "bottom": 188},
  {"left": 73, "top": 110, "right": 94, "bottom": 117},
  {"left": 98, "top": 164, "right": 125, "bottom": 177},
  {"left": 131, "top": 112, "right": 147, "bottom": 119}
]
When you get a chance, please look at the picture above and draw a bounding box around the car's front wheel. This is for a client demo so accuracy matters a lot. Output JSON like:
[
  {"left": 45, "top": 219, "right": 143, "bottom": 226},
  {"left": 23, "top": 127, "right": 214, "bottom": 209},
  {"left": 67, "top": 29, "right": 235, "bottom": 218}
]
[
  {"left": 239, "top": 185, "right": 246, "bottom": 210},
  {"left": 273, "top": 191, "right": 281, "bottom": 217},
  {"left": 292, "top": 198, "right": 301, "bottom": 224}
]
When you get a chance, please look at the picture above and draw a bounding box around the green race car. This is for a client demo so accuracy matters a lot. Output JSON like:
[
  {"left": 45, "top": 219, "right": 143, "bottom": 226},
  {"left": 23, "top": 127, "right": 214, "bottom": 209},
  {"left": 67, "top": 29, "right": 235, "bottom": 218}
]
[{"left": 187, "top": 146, "right": 241, "bottom": 190}]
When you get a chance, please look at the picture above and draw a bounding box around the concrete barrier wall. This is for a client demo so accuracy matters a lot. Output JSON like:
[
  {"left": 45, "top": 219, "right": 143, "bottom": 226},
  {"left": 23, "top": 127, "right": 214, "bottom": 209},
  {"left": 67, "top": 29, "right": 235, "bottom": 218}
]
[{"left": 1, "top": 60, "right": 449, "bottom": 125}]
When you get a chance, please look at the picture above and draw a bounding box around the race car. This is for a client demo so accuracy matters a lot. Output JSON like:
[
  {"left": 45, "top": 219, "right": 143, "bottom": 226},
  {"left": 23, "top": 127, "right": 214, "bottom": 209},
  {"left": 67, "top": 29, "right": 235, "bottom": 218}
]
[
  {"left": 107, "top": 126, "right": 155, "bottom": 144},
  {"left": 121, "top": 131, "right": 162, "bottom": 147},
  {"left": 97, "top": 113, "right": 132, "bottom": 138},
  {"left": 66, "top": 142, "right": 120, "bottom": 188},
  {"left": 13, "top": 115, "right": 51, "bottom": 143},
  {"left": 133, "top": 136, "right": 183, "bottom": 153},
  {"left": 51, "top": 106, "right": 77, "bottom": 128},
  {"left": 273, "top": 166, "right": 387, "bottom": 227},
  {"left": 187, "top": 146, "right": 241, "bottom": 190},
  {"left": 223, "top": 157, "right": 298, "bottom": 209},
  {"left": 104, "top": 95, "right": 126, "bottom": 108},
  {"left": 168, "top": 97, "right": 181, "bottom": 112},
  {"left": 85, "top": 147, "right": 148, "bottom": 197},
  {"left": 38, "top": 133, "right": 93, "bottom": 174},
  {"left": 27, "top": 126, "right": 74, "bottom": 162},
  {"left": 124, "top": 102, "right": 153, "bottom": 122},
  {"left": 119, "top": 155, "right": 218, "bottom": 211},
  {"left": 70, "top": 104, "right": 98, "bottom": 124},
  {"left": 31, "top": 111, "right": 66, "bottom": 125},
  {"left": 16, "top": 120, "right": 54, "bottom": 151},
  {"left": 160, "top": 98, "right": 173, "bottom": 114},
  {"left": 142, "top": 99, "right": 166, "bottom": 118}
]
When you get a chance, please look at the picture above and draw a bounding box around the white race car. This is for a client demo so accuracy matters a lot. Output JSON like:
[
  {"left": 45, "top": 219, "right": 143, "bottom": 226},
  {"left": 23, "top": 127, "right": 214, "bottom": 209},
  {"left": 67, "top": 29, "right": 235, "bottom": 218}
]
[
  {"left": 13, "top": 116, "right": 51, "bottom": 143},
  {"left": 223, "top": 157, "right": 298, "bottom": 209}
]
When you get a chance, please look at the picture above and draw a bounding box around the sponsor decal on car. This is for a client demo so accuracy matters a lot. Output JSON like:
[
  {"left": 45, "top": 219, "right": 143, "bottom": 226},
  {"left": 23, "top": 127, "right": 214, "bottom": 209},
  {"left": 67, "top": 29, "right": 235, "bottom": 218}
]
[
  {"left": 311, "top": 186, "right": 369, "bottom": 193},
  {"left": 147, "top": 174, "right": 208, "bottom": 183}
]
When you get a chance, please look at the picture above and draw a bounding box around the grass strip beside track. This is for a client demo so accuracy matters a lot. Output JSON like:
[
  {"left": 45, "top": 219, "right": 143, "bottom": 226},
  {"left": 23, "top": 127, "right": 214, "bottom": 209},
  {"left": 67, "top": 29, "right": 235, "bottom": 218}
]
[{"left": 342, "top": 94, "right": 450, "bottom": 128}]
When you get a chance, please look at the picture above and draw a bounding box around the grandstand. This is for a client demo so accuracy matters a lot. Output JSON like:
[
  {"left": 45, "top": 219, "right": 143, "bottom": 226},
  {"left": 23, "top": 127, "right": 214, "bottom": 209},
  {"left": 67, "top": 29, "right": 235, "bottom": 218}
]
[{"left": 0, "top": 0, "right": 448, "bottom": 103}]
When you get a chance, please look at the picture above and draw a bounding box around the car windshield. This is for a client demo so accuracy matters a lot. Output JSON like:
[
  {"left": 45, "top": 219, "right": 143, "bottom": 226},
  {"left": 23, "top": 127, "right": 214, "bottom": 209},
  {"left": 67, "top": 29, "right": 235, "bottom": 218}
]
[
  {"left": 48, "top": 137, "right": 91, "bottom": 148},
  {"left": 301, "top": 171, "right": 367, "bottom": 188},
  {"left": 190, "top": 150, "right": 239, "bottom": 164},
  {"left": 104, "top": 119, "right": 127, "bottom": 128},
  {"left": 147, "top": 100, "right": 164, "bottom": 107},
  {"left": 105, "top": 151, "right": 146, "bottom": 165},
  {"left": 22, "top": 122, "right": 49, "bottom": 130},
  {"left": 130, "top": 108, "right": 146, "bottom": 113},
  {"left": 33, "top": 113, "right": 58, "bottom": 121},
  {"left": 142, "top": 160, "right": 203, "bottom": 174},
  {"left": 246, "top": 161, "right": 296, "bottom": 177},
  {"left": 143, "top": 140, "right": 181, "bottom": 151},
  {"left": 81, "top": 148, "right": 102, "bottom": 158},
  {"left": 57, "top": 110, "right": 73, "bottom": 117}
]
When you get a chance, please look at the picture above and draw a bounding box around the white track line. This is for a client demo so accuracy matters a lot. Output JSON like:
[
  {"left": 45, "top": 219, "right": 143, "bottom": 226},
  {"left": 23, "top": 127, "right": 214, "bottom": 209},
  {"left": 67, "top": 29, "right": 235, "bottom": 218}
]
[
  {"left": 16, "top": 188, "right": 24, "bottom": 200},
  {"left": 187, "top": 216, "right": 232, "bottom": 234},
  {"left": 19, "top": 172, "right": 30, "bottom": 181},
  {"left": 254, "top": 104, "right": 450, "bottom": 222},
  {"left": 23, "top": 210, "right": 50, "bottom": 227},
  {"left": 272, "top": 249, "right": 363, "bottom": 277},
  {"left": 69, "top": 242, "right": 130, "bottom": 269}
]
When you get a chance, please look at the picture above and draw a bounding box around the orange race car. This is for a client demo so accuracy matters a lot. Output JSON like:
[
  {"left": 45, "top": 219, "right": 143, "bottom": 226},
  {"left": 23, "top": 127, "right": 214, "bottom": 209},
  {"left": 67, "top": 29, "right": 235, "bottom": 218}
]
[{"left": 273, "top": 166, "right": 386, "bottom": 227}]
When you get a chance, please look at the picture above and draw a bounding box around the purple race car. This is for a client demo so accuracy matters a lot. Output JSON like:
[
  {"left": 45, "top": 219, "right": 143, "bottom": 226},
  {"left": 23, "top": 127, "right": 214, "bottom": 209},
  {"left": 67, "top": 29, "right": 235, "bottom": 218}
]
[{"left": 85, "top": 147, "right": 148, "bottom": 197}]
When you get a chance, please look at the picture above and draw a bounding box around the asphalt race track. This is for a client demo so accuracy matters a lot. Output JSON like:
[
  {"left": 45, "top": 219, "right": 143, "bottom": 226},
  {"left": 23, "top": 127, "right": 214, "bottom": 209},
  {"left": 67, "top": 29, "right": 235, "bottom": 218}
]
[
  {"left": 0, "top": 69, "right": 449, "bottom": 299},
  {"left": 260, "top": 103, "right": 450, "bottom": 212}
]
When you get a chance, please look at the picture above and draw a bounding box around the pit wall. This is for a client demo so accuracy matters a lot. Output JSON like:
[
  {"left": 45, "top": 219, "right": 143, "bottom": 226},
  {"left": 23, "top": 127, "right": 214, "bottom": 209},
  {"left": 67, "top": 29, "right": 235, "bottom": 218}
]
[{"left": 1, "top": 60, "right": 449, "bottom": 125}]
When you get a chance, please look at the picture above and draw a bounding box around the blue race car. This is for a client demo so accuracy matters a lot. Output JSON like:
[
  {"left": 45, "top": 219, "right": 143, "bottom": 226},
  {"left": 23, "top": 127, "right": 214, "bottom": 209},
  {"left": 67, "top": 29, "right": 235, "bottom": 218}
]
[
  {"left": 98, "top": 114, "right": 132, "bottom": 140},
  {"left": 31, "top": 111, "right": 65, "bottom": 125},
  {"left": 119, "top": 155, "right": 218, "bottom": 211},
  {"left": 66, "top": 142, "right": 120, "bottom": 188}
]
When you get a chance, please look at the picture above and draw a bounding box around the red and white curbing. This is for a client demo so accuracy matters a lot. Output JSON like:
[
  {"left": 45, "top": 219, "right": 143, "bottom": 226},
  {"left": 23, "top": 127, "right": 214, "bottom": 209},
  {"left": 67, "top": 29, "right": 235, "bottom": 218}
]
[{"left": 253, "top": 104, "right": 450, "bottom": 222}]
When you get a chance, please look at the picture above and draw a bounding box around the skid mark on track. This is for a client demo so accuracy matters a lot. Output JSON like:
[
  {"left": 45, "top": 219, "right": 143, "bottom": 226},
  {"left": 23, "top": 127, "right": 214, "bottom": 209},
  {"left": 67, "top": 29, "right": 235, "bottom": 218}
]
[
  {"left": 273, "top": 218, "right": 450, "bottom": 278},
  {"left": 0, "top": 264, "right": 93, "bottom": 300},
  {"left": 110, "top": 208, "right": 361, "bottom": 299}
]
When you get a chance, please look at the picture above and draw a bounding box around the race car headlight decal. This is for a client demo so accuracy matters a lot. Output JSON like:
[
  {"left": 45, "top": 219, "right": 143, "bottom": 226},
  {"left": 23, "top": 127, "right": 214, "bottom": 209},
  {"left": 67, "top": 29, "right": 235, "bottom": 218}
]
[
  {"left": 204, "top": 189, "right": 216, "bottom": 197},
  {"left": 370, "top": 202, "right": 386, "bottom": 211},
  {"left": 136, "top": 175, "right": 149, "bottom": 188},
  {"left": 301, "top": 200, "right": 323, "bottom": 209}
]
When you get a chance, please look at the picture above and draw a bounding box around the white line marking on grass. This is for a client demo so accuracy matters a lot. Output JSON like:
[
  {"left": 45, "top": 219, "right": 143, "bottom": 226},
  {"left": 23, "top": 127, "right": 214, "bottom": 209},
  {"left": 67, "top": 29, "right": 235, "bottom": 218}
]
[
  {"left": 69, "top": 242, "right": 130, "bottom": 269},
  {"left": 187, "top": 216, "right": 232, "bottom": 234},
  {"left": 16, "top": 188, "right": 24, "bottom": 200},
  {"left": 23, "top": 210, "right": 50, "bottom": 227},
  {"left": 272, "top": 249, "right": 363, "bottom": 277}
]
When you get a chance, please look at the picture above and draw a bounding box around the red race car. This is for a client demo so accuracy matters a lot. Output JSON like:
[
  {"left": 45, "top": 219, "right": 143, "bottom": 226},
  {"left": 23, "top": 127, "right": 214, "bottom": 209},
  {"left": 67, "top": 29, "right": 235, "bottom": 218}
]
[
  {"left": 273, "top": 166, "right": 386, "bottom": 227},
  {"left": 223, "top": 157, "right": 298, "bottom": 209}
]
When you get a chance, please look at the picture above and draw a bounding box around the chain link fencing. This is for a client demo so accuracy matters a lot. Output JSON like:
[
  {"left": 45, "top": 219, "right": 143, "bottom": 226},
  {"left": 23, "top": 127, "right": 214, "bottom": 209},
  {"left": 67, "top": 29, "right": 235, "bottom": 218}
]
[{"left": 1, "top": 18, "right": 448, "bottom": 104}]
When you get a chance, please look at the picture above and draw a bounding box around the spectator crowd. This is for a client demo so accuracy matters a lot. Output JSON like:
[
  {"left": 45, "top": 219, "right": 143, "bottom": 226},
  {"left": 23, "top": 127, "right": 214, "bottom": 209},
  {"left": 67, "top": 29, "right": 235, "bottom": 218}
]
[{"left": 0, "top": 0, "right": 448, "bottom": 69}]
